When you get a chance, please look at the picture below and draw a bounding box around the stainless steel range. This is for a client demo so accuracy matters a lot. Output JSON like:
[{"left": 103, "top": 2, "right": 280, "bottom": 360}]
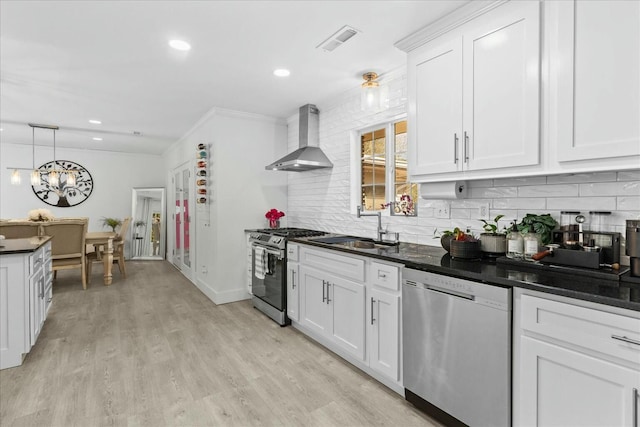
[{"left": 249, "top": 228, "right": 325, "bottom": 325}]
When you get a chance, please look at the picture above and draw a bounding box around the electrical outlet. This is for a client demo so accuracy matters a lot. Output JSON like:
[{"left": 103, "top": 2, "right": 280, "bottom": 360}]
[
  {"left": 435, "top": 202, "right": 450, "bottom": 219},
  {"left": 478, "top": 203, "right": 490, "bottom": 219}
]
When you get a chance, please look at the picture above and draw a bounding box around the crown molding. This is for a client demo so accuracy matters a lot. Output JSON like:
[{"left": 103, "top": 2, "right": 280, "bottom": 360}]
[{"left": 394, "top": 0, "right": 510, "bottom": 52}]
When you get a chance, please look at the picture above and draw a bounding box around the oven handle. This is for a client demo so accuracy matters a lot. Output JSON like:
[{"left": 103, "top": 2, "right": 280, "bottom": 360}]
[{"left": 251, "top": 243, "right": 284, "bottom": 259}]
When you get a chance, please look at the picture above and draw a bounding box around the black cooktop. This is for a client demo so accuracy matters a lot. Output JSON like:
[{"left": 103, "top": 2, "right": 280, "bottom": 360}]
[{"left": 255, "top": 228, "right": 327, "bottom": 238}]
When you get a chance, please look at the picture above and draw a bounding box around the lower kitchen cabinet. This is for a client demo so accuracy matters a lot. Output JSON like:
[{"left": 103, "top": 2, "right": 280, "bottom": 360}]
[
  {"left": 369, "top": 288, "right": 400, "bottom": 381},
  {"left": 513, "top": 289, "right": 640, "bottom": 426},
  {"left": 0, "top": 241, "right": 52, "bottom": 370},
  {"left": 286, "top": 261, "right": 299, "bottom": 322},
  {"left": 299, "top": 264, "right": 365, "bottom": 361},
  {"left": 294, "top": 244, "right": 402, "bottom": 394}
]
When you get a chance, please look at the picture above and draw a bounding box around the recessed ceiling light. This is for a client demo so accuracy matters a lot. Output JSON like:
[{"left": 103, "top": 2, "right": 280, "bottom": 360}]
[
  {"left": 169, "top": 39, "right": 191, "bottom": 51},
  {"left": 89, "top": 119, "right": 101, "bottom": 124},
  {"left": 274, "top": 69, "right": 290, "bottom": 77},
  {"left": 92, "top": 137, "right": 103, "bottom": 141}
]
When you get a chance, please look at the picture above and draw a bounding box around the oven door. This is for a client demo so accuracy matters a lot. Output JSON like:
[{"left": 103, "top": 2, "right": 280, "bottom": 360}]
[{"left": 251, "top": 243, "right": 286, "bottom": 311}]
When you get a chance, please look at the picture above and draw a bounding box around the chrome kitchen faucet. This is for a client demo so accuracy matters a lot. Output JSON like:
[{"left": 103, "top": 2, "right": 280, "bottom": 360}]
[{"left": 356, "top": 206, "right": 399, "bottom": 243}]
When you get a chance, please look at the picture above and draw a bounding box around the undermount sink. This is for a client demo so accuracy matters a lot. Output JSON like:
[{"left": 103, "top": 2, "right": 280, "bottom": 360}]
[{"left": 309, "top": 235, "right": 397, "bottom": 250}]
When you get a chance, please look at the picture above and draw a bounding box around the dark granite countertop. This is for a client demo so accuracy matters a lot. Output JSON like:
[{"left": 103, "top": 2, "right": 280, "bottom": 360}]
[
  {"left": 0, "top": 236, "right": 52, "bottom": 255},
  {"left": 290, "top": 236, "right": 640, "bottom": 312}
]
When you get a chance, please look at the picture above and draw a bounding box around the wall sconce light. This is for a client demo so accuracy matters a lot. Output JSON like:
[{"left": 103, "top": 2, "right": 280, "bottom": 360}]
[{"left": 361, "top": 72, "right": 389, "bottom": 112}]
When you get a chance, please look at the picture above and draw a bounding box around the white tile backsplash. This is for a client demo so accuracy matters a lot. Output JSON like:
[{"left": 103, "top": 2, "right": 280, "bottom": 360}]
[{"left": 286, "top": 68, "right": 640, "bottom": 249}]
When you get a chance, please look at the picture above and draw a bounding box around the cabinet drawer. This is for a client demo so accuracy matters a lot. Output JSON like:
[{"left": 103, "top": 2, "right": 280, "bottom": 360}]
[
  {"left": 521, "top": 294, "right": 640, "bottom": 365},
  {"left": 300, "top": 247, "right": 365, "bottom": 282},
  {"left": 287, "top": 244, "right": 299, "bottom": 262},
  {"left": 369, "top": 261, "right": 400, "bottom": 291}
]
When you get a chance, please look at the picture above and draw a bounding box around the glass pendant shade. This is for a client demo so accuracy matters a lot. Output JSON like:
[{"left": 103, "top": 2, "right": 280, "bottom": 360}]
[
  {"left": 30, "top": 170, "right": 40, "bottom": 185},
  {"left": 66, "top": 171, "right": 76, "bottom": 186},
  {"left": 49, "top": 170, "right": 59, "bottom": 186},
  {"left": 11, "top": 169, "right": 21, "bottom": 185},
  {"left": 360, "top": 72, "right": 388, "bottom": 112}
]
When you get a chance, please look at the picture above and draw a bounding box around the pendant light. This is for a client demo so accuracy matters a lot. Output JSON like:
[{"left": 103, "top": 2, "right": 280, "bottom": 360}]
[
  {"left": 30, "top": 125, "right": 40, "bottom": 185},
  {"left": 10, "top": 169, "right": 21, "bottom": 185},
  {"left": 360, "top": 72, "right": 388, "bottom": 112},
  {"left": 49, "top": 127, "right": 59, "bottom": 186}
]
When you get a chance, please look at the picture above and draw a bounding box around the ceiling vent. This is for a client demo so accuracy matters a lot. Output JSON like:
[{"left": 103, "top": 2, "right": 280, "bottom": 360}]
[{"left": 317, "top": 25, "right": 360, "bottom": 52}]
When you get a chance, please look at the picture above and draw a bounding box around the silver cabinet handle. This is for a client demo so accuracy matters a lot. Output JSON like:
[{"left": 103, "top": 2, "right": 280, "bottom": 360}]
[
  {"left": 371, "top": 297, "right": 375, "bottom": 325},
  {"left": 634, "top": 388, "right": 638, "bottom": 427},
  {"left": 378, "top": 272, "right": 387, "bottom": 279},
  {"left": 322, "top": 280, "right": 326, "bottom": 302},
  {"left": 611, "top": 335, "right": 640, "bottom": 346},
  {"left": 291, "top": 270, "right": 296, "bottom": 289},
  {"left": 326, "top": 283, "right": 331, "bottom": 304},
  {"left": 47, "top": 297, "right": 52, "bottom": 303},
  {"left": 454, "top": 133, "right": 459, "bottom": 164},
  {"left": 463, "top": 131, "right": 469, "bottom": 163}
]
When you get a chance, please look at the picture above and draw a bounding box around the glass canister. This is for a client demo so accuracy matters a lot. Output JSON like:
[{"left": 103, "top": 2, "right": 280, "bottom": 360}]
[
  {"left": 523, "top": 230, "right": 541, "bottom": 261},
  {"left": 506, "top": 222, "right": 524, "bottom": 260}
]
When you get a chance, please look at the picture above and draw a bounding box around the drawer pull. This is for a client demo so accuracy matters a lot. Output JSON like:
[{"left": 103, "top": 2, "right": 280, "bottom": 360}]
[
  {"left": 611, "top": 335, "right": 640, "bottom": 346},
  {"left": 378, "top": 272, "right": 387, "bottom": 279}
]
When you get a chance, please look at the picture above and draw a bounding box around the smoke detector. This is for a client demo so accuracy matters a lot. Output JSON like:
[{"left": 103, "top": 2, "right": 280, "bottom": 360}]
[{"left": 317, "top": 25, "right": 360, "bottom": 52}]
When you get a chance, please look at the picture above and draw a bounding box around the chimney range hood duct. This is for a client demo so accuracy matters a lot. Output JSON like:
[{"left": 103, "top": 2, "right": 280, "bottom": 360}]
[{"left": 266, "top": 104, "right": 333, "bottom": 172}]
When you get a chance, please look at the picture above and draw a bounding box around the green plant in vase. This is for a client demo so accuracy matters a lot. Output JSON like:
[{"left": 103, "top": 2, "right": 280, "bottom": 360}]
[
  {"left": 479, "top": 214, "right": 507, "bottom": 254},
  {"left": 517, "top": 213, "right": 559, "bottom": 245},
  {"left": 101, "top": 217, "right": 122, "bottom": 232}
]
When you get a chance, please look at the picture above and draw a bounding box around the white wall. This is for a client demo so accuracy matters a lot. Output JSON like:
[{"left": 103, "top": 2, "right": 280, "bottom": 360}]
[
  {"left": 0, "top": 142, "right": 164, "bottom": 234},
  {"left": 163, "top": 108, "right": 288, "bottom": 304},
  {"left": 286, "top": 68, "right": 640, "bottom": 257}
]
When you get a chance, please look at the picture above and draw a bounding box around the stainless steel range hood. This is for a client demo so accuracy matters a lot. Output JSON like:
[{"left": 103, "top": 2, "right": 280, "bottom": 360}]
[{"left": 265, "top": 104, "right": 333, "bottom": 172}]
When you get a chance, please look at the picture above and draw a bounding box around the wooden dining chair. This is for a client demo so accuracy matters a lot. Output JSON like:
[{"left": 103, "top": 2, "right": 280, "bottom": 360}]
[
  {"left": 0, "top": 221, "right": 43, "bottom": 239},
  {"left": 40, "top": 218, "right": 89, "bottom": 289},
  {"left": 86, "top": 217, "right": 131, "bottom": 284}
]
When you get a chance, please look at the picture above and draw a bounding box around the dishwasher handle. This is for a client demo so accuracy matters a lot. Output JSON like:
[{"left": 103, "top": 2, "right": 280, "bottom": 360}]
[{"left": 404, "top": 279, "right": 475, "bottom": 301}]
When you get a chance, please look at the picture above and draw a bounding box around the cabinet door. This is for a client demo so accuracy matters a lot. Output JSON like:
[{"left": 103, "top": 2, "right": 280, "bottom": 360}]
[
  {"left": 29, "top": 269, "right": 44, "bottom": 347},
  {"left": 518, "top": 336, "right": 640, "bottom": 427},
  {"left": 553, "top": 0, "right": 640, "bottom": 162},
  {"left": 462, "top": 0, "right": 540, "bottom": 171},
  {"left": 299, "top": 266, "right": 330, "bottom": 335},
  {"left": 369, "top": 289, "right": 400, "bottom": 382},
  {"left": 327, "top": 275, "right": 365, "bottom": 361},
  {"left": 286, "top": 263, "right": 299, "bottom": 322},
  {"left": 408, "top": 37, "right": 463, "bottom": 175}
]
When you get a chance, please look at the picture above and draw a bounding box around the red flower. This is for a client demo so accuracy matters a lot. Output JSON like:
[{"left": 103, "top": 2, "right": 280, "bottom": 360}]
[{"left": 265, "top": 209, "right": 285, "bottom": 220}]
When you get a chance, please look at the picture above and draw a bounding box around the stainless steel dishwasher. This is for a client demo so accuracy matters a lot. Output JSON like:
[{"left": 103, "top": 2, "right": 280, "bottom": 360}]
[{"left": 402, "top": 268, "right": 511, "bottom": 427}]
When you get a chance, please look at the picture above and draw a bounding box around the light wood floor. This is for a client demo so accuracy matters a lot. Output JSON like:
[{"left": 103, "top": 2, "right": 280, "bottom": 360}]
[{"left": 0, "top": 261, "right": 440, "bottom": 427}]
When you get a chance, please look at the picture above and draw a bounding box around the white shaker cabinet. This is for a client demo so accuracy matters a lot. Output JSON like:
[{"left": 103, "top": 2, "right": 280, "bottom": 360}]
[
  {"left": 295, "top": 245, "right": 403, "bottom": 394},
  {"left": 549, "top": 0, "right": 640, "bottom": 168},
  {"left": 368, "top": 287, "right": 400, "bottom": 382},
  {"left": 513, "top": 289, "right": 640, "bottom": 426},
  {"left": 407, "top": 0, "right": 541, "bottom": 181},
  {"left": 286, "top": 244, "right": 299, "bottom": 322},
  {"left": 299, "top": 264, "right": 366, "bottom": 361},
  {"left": 1, "top": 240, "right": 52, "bottom": 370}
]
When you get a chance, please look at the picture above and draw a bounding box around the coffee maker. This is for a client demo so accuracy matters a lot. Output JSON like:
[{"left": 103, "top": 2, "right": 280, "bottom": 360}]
[{"left": 627, "top": 220, "right": 640, "bottom": 276}]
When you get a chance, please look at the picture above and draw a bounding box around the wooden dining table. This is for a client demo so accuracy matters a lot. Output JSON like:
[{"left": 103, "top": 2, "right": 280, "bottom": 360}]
[{"left": 85, "top": 231, "right": 117, "bottom": 285}]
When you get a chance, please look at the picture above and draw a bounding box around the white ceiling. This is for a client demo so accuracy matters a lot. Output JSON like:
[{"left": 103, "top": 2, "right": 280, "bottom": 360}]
[{"left": 0, "top": 0, "right": 468, "bottom": 155}]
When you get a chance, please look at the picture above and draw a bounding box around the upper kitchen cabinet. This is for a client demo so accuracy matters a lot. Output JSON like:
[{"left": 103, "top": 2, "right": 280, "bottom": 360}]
[
  {"left": 404, "top": 1, "right": 541, "bottom": 182},
  {"left": 548, "top": 0, "right": 640, "bottom": 172}
]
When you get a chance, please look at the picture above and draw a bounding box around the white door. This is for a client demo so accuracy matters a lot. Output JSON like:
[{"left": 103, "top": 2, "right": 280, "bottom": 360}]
[
  {"left": 286, "top": 262, "right": 299, "bottom": 322},
  {"left": 328, "top": 275, "right": 366, "bottom": 361},
  {"left": 172, "top": 165, "right": 192, "bottom": 272},
  {"left": 299, "top": 266, "right": 330, "bottom": 336},
  {"left": 29, "top": 269, "right": 44, "bottom": 347},
  {"left": 553, "top": 0, "right": 640, "bottom": 162},
  {"left": 462, "top": 0, "right": 540, "bottom": 171},
  {"left": 369, "top": 288, "right": 400, "bottom": 381},
  {"left": 518, "top": 336, "right": 640, "bottom": 427},
  {"left": 408, "top": 37, "right": 463, "bottom": 175}
]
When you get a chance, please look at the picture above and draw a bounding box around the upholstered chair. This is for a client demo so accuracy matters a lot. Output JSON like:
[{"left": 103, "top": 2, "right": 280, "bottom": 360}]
[{"left": 40, "top": 218, "right": 89, "bottom": 289}]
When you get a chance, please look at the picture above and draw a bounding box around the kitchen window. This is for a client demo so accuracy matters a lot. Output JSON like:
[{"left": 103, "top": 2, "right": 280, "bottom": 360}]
[{"left": 359, "top": 119, "right": 417, "bottom": 215}]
